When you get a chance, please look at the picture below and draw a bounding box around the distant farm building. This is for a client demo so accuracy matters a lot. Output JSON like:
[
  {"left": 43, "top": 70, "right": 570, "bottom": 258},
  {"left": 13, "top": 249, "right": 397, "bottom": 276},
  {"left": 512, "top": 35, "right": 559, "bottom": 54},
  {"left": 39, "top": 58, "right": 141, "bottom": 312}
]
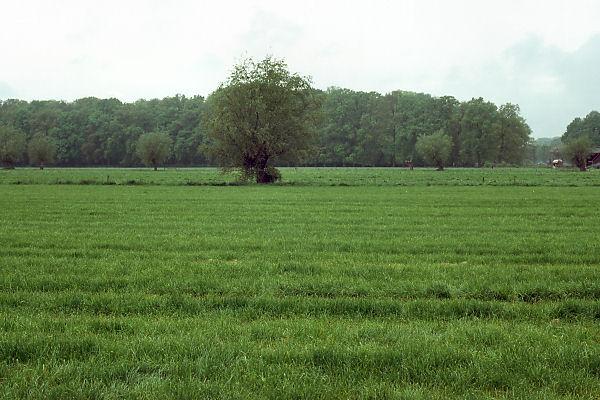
[{"left": 588, "top": 148, "right": 600, "bottom": 168}]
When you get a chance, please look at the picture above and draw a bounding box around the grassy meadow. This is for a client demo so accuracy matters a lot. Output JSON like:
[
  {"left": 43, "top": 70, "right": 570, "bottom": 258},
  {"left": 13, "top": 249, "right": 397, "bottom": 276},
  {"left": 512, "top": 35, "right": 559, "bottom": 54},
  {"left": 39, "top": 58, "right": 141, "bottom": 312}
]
[
  {"left": 1, "top": 168, "right": 600, "bottom": 399},
  {"left": 2, "top": 166, "right": 600, "bottom": 187}
]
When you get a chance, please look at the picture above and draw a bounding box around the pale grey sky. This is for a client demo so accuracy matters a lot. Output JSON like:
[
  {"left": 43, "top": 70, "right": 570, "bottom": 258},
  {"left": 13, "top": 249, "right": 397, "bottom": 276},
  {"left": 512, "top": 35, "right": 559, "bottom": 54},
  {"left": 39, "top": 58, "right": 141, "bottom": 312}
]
[{"left": 1, "top": 0, "right": 599, "bottom": 137}]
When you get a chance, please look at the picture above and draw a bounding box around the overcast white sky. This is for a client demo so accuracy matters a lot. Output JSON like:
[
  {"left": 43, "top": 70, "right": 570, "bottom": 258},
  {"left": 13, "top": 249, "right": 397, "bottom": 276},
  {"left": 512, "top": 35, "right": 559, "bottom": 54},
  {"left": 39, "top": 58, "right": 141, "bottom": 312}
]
[{"left": 1, "top": 0, "right": 600, "bottom": 138}]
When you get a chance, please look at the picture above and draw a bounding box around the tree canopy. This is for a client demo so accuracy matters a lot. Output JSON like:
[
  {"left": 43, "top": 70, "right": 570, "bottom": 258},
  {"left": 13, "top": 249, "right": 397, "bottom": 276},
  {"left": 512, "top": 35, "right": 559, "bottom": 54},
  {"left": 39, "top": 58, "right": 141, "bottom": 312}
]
[
  {"left": 416, "top": 130, "right": 452, "bottom": 170},
  {"left": 562, "top": 111, "right": 600, "bottom": 146},
  {"left": 28, "top": 133, "right": 57, "bottom": 169},
  {"left": 0, "top": 72, "right": 536, "bottom": 169},
  {"left": 204, "top": 57, "right": 320, "bottom": 183},
  {"left": 0, "top": 125, "right": 26, "bottom": 168},
  {"left": 563, "top": 136, "right": 593, "bottom": 171},
  {"left": 136, "top": 132, "right": 172, "bottom": 171}
]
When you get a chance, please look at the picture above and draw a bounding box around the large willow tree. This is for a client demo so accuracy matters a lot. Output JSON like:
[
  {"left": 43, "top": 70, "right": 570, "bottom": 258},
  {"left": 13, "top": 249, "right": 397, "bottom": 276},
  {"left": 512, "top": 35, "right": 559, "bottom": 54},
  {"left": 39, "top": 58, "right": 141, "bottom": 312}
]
[{"left": 205, "top": 57, "right": 320, "bottom": 183}]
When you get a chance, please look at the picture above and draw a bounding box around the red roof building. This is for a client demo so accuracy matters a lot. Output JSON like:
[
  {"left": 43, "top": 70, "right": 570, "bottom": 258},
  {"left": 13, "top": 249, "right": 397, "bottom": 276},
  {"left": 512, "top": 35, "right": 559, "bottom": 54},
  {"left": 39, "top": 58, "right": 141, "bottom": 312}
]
[{"left": 588, "top": 149, "right": 600, "bottom": 168}]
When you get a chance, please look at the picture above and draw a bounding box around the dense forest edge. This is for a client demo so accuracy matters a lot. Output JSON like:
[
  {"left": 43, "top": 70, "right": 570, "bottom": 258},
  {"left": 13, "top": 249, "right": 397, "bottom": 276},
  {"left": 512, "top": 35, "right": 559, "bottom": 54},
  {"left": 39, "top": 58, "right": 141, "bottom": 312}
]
[{"left": 1, "top": 90, "right": 599, "bottom": 169}]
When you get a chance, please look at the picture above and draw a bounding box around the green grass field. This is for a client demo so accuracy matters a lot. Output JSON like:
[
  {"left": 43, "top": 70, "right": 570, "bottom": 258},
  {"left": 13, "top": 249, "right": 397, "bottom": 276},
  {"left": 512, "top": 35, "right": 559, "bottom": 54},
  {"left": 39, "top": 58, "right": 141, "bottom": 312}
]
[
  {"left": 1, "top": 168, "right": 600, "bottom": 399},
  {"left": 2, "top": 166, "right": 600, "bottom": 186}
]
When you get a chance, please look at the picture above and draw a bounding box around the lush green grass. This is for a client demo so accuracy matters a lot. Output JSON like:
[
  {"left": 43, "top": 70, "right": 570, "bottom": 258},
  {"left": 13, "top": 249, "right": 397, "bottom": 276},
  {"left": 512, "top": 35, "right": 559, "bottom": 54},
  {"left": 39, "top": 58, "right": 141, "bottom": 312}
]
[
  {"left": 2, "top": 166, "right": 600, "bottom": 186},
  {"left": 1, "top": 172, "right": 600, "bottom": 398}
]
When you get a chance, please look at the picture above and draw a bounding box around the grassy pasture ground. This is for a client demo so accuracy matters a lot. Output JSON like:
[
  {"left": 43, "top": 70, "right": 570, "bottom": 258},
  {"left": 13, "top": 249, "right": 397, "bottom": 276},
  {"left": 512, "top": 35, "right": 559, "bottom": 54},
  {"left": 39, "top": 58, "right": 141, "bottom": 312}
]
[
  {"left": 2, "top": 166, "right": 600, "bottom": 186},
  {"left": 1, "top": 168, "right": 600, "bottom": 399}
]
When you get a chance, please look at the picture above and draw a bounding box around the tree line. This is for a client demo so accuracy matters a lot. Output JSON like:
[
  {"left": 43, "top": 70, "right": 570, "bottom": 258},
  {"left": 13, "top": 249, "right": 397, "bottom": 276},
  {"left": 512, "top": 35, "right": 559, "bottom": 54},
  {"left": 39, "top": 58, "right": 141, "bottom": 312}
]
[
  {"left": 0, "top": 55, "right": 538, "bottom": 172},
  {"left": 0, "top": 90, "right": 534, "bottom": 169}
]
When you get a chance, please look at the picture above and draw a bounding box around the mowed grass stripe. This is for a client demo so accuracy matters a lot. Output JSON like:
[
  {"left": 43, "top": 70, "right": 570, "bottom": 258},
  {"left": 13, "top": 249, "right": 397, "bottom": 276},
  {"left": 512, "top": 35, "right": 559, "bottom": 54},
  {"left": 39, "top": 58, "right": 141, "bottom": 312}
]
[{"left": 0, "top": 315, "right": 599, "bottom": 399}]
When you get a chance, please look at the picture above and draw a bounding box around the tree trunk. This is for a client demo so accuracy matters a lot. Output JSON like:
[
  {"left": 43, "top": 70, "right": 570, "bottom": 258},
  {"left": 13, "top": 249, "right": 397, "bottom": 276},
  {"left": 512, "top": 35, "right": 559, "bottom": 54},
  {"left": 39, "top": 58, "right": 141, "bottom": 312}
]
[
  {"left": 255, "top": 156, "right": 279, "bottom": 183},
  {"left": 256, "top": 165, "right": 276, "bottom": 183},
  {"left": 256, "top": 168, "right": 269, "bottom": 183},
  {"left": 576, "top": 156, "right": 587, "bottom": 171},
  {"left": 436, "top": 159, "right": 444, "bottom": 171}
]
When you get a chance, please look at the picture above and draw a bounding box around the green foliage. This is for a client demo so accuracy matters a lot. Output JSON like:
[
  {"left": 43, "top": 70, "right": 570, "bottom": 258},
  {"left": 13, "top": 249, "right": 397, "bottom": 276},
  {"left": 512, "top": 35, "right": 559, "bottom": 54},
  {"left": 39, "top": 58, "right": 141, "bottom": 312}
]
[
  {"left": 0, "top": 96, "right": 206, "bottom": 167},
  {"left": 562, "top": 136, "right": 593, "bottom": 171},
  {"left": 205, "top": 57, "right": 320, "bottom": 183},
  {"left": 136, "top": 132, "right": 172, "bottom": 170},
  {"left": 1, "top": 181, "right": 600, "bottom": 398},
  {"left": 316, "top": 91, "right": 531, "bottom": 168},
  {"left": 318, "top": 88, "right": 386, "bottom": 166},
  {"left": 0, "top": 74, "right": 532, "bottom": 169},
  {"left": 0, "top": 125, "right": 26, "bottom": 168},
  {"left": 27, "top": 133, "right": 57, "bottom": 169},
  {"left": 388, "top": 91, "right": 445, "bottom": 164},
  {"left": 497, "top": 103, "right": 532, "bottom": 164},
  {"left": 459, "top": 98, "right": 500, "bottom": 166},
  {"left": 416, "top": 130, "right": 452, "bottom": 170},
  {"left": 562, "top": 110, "right": 600, "bottom": 145}
]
